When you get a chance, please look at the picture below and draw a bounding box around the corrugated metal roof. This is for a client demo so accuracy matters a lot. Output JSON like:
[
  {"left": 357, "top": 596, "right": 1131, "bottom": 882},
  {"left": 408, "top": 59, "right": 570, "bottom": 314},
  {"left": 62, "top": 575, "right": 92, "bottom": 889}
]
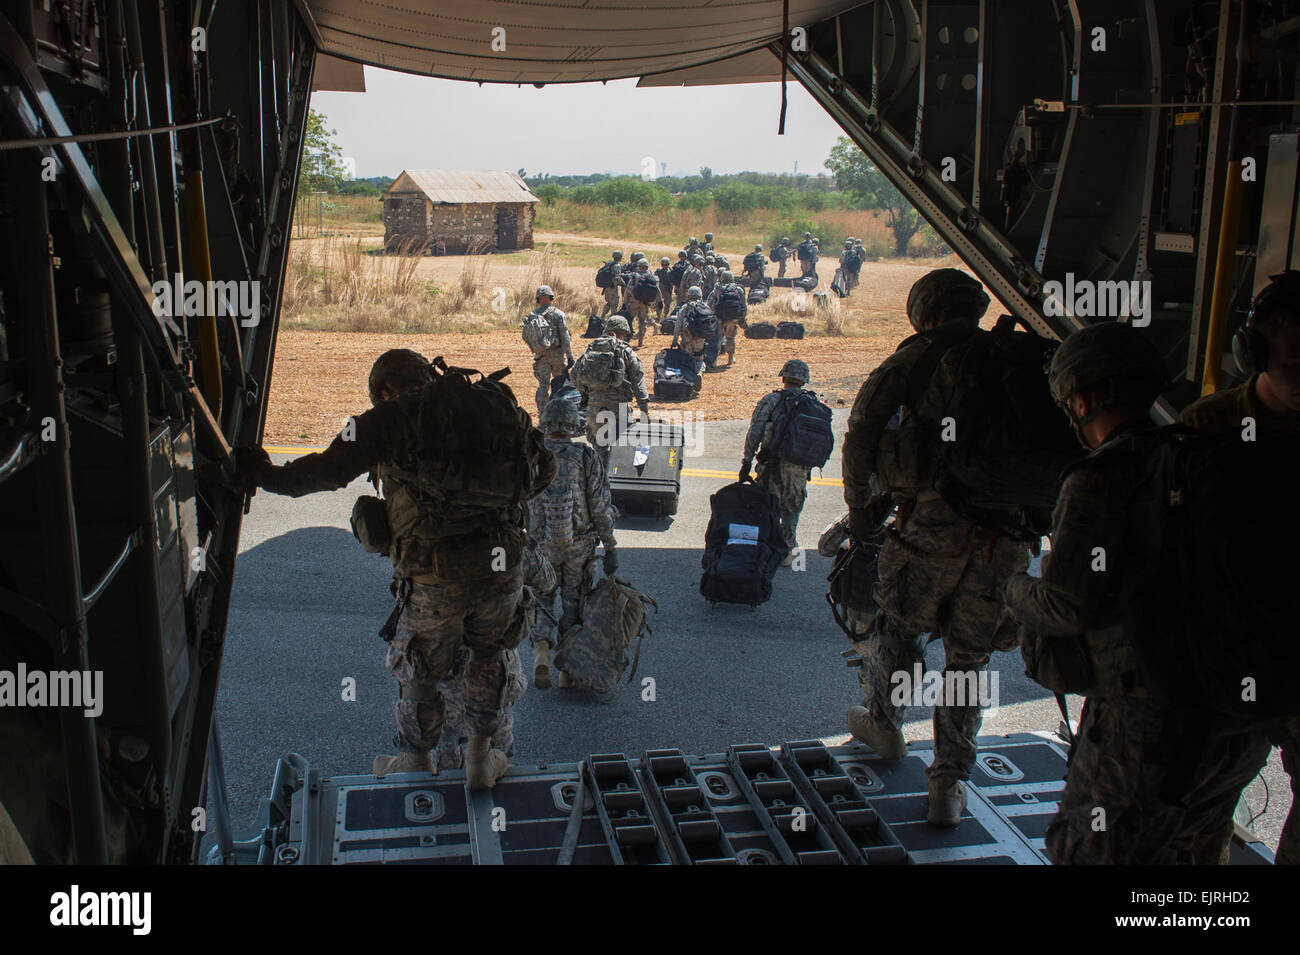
[
  {"left": 302, "top": 1, "right": 865, "bottom": 85},
  {"left": 385, "top": 170, "right": 540, "bottom": 204}
]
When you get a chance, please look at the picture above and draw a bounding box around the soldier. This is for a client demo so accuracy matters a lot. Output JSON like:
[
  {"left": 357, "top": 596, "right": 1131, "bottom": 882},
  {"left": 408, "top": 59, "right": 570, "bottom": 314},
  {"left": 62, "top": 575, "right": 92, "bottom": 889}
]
[
  {"left": 772, "top": 237, "right": 792, "bottom": 278},
  {"left": 743, "top": 244, "right": 768, "bottom": 286},
  {"left": 707, "top": 270, "right": 748, "bottom": 365},
  {"left": 234, "top": 349, "right": 555, "bottom": 790},
  {"left": 655, "top": 256, "right": 675, "bottom": 324},
  {"left": 687, "top": 236, "right": 700, "bottom": 257},
  {"left": 436, "top": 535, "right": 555, "bottom": 770},
  {"left": 599, "top": 250, "right": 625, "bottom": 318},
  {"left": 678, "top": 254, "right": 704, "bottom": 305},
  {"left": 741, "top": 359, "right": 816, "bottom": 565},
  {"left": 626, "top": 258, "right": 659, "bottom": 347},
  {"left": 796, "top": 232, "right": 818, "bottom": 277},
  {"left": 571, "top": 315, "right": 650, "bottom": 468},
  {"left": 527, "top": 397, "right": 620, "bottom": 690},
  {"left": 669, "top": 250, "right": 690, "bottom": 311},
  {"left": 701, "top": 254, "right": 719, "bottom": 296},
  {"left": 671, "top": 286, "right": 719, "bottom": 375},
  {"left": 840, "top": 239, "right": 863, "bottom": 295},
  {"left": 1003, "top": 322, "right": 1270, "bottom": 864},
  {"left": 1180, "top": 270, "right": 1300, "bottom": 865},
  {"left": 704, "top": 231, "right": 715, "bottom": 249},
  {"left": 522, "top": 285, "right": 574, "bottom": 416},
  {"left": 840, "top": 269, "right": 1029, "bottom": 825}
]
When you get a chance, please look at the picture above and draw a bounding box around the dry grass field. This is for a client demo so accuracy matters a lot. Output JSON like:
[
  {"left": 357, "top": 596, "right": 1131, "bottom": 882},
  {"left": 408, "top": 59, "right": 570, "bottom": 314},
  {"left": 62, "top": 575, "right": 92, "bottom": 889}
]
[{"left": 265, "top": 231, "right": 993, "bottom": 443}]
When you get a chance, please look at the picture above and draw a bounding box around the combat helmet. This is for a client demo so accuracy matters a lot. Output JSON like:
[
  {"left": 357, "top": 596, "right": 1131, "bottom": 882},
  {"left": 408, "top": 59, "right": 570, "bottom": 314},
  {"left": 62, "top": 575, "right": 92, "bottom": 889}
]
[
  {"left": 687, "top": 286, "right": 703, "bottom": 301},
  {"left": 660, "top": 256, "right": 671, "bottom": 265},
  {"left": 704, "top": 232, "right": 714, "bottom": 241},
  {"left": 781, "top": 237, "right": 791, "bottom": 245},
  {"left": 539, "top": 397, "right": 582, "bottom": 435},
  {"left": 780, "top": 359, "right": 810, "bottom": 385},
  {"left": 803, "top": 232, "right": 812, "bottom": 239},
  {"left": 636, "top": 259, "right": 650, "bottom": 270},
  {"left": 754, "top": 243, "right": 763, "bottom": 251},
  {"left": 1049, "top": 321, "right": 1166, "bottom": 410},
  {"left": 368, "top": 348, "right": 433, "bottom": 407},
  {"left": 631, "top": 251, "right": 644, "bottom": 262},
  {"left": 612, "top": 250, "right": 623, "bottom": 260},
  {"left": 905, "top": 268, "right": 990, "bottom": 332},
  {"left": 604, "top": 315, "right": 631, "bottom": 336},
  {"left": 720, "top": 270, "right": 733, "bottom": 282},
  {"left": 536, "top": 285, "right": 554, "bottom": 301}
]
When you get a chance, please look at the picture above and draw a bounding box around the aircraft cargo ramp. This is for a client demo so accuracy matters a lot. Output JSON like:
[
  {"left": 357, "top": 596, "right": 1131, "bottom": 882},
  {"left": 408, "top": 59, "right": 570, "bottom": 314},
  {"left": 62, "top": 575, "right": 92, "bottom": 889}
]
[{"left": 202, "top": 734, "right": 1274, "bottom": 866}]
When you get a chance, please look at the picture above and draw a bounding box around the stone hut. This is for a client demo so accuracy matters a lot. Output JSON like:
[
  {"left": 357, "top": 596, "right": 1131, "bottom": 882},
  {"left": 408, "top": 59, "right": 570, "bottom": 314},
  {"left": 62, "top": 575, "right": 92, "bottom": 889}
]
[{"left": 382, "top": 170, "right": 539, "bottom": 253}]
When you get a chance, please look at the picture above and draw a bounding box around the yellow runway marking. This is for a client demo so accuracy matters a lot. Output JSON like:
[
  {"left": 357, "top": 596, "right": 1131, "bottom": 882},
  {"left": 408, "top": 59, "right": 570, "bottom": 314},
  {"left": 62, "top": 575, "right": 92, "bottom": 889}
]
[{"left": 262, "top": 447, "right": 845, "bottom": 487}]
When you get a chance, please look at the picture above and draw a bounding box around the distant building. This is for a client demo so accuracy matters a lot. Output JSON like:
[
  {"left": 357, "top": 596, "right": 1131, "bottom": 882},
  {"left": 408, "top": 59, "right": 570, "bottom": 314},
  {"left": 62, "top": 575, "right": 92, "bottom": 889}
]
[{"left": 382, "top": 170, "right": 540, "bottom": 253}]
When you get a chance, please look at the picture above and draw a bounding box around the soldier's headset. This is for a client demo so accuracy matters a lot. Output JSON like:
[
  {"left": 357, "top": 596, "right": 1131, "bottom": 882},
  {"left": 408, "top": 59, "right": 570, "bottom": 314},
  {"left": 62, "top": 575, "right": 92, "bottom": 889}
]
[{"left": 1231, "top": 270, "right": 1300, "bottom": 375}]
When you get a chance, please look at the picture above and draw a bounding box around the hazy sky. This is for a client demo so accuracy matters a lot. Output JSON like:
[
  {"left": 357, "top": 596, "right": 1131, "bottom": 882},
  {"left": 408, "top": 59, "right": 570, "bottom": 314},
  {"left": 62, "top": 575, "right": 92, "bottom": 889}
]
[{"left": 310, "top": 65, "right": 850, "bottom": 180}]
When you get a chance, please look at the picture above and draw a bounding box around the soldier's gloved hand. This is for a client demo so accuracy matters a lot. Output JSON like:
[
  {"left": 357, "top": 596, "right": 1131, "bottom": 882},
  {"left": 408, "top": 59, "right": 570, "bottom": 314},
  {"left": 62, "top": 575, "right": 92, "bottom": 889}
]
[
  {"left": 602, "top": 547, "right": 619, "bottom": 575},
  {"left": 739, "top": 459, "right": 752, "bottom": 483},
  {"left": 231, "top": 444, "right": 272, "bottom": 493},
  {"left": 637, "top": 399, "right": 650, "bottom": 421},
  {"left": 848, "top": 506, "right": 881, "bottom": 546}
]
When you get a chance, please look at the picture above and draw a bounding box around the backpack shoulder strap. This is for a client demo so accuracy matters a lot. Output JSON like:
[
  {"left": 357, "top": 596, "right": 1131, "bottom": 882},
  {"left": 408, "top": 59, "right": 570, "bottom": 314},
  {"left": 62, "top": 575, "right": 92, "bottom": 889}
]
[{"left": 901, "top": 326, "right": 971, "bottom": 409}]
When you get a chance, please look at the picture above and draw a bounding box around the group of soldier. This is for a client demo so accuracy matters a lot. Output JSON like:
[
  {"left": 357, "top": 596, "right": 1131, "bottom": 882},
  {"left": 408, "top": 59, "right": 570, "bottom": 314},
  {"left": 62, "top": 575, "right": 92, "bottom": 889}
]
[
  {"left": 835, "top": 267, "right": 1300, "bottom": 865},
  {"left": 231, "top": 258, "right": 1299, "bottom": 863}
]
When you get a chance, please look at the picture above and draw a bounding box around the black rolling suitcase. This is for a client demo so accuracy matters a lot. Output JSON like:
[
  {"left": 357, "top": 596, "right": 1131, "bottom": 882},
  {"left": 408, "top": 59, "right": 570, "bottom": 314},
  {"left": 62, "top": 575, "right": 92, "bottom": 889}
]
[
  {"left": 606, "top": 422, "right": 685, "bottom": 517},
  {"left": 776, "top": 321, "right": 806, "bottom": 339},
  {"left": 747, "top": 280, "right": 770, "bottom": 305},
  {"left": 699, "top": 479, "right": 790, "bottom": 607},
  {"left": 653, "top": 347, "right": 699, "bottom": 400},
  {"left": 745, "top": 321, "right": 777, "bottom": 339}
]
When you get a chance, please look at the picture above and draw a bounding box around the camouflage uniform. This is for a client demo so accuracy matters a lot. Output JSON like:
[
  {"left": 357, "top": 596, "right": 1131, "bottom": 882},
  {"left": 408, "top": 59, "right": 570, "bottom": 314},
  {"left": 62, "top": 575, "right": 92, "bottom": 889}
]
[
  {"left": 1003, "top": 419, "right": 1270, "bottom": 864},
  {"left": 525, "top": 303, "right": 572, "bottom": 414},
  {"left": 772, "top": 243, "right": 790, "bottom": 278},
  {"left": 573, "top": 332, "right": 649, "bottom": 465},
  {"left": 796, "top": 239, "right": 818, "bottom": 277},
  {"left": 528, "top": 436, "right": 617, "bottom": 647},
  {"left": 678, "top": 264, "right": 703, "bottom": 303},
  {"left": 701, "top": 264, "right": 718, "bottom": 296},
  {"left": 707, "top": 281, "right": 747, "bottom": 363},
  {"left": 840, "top": 248, "right": 862, "bottom": 293},
  {"left": 256, "top": 390, "right": 555, "bottom": 756},
  {"left": 843, "top": 322, "right": 1029, "bottom": 783},
  {"left": 744, "top": 387, "right": 811, "bottom": 551},
  {"left": 671, "top": 300, "right": 715, "bottom": 375},
  {"left": 436, "top": 538, "right": 555, "bottom": 768},
  {"left": 600, "top": 260, "right": 624, "bottom": 318},
  {"left": 1181, "top": 375, "right": 1300, "bottom": 865},
  {"left": 656, "top": 265, "right": 675, "bottom": 321}
]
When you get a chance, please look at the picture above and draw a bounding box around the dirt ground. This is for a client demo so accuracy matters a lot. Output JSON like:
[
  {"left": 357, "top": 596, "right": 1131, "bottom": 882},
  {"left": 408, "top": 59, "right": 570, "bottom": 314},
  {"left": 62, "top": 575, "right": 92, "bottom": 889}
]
[
  {"left": 264, "top": 325, "right": 912, "bottom": 444},
  {"left": 266, "top": 232, "right": 982, "bottom": 444}
]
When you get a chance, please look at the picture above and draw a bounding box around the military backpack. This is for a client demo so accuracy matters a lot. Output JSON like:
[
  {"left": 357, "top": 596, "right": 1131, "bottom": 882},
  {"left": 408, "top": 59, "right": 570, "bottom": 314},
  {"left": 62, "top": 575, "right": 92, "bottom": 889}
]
[
  {"left": 594, "top": 262, "right": 617, "bottom": 289},
  {"left": 1115, "top": 426, "right": 1300, "bottom": 717},
  {"left": 571, "top": 338, "right": 629, "bottom": 395},
  {"left": 553, "top": 576, "right": 656, "bottom": 694},
  {"left": 891, "top": 316, "right": 1083, "bottom": 540},
  {"left": 410, "top": 358, "right": 545, "bottom": 512},
  {"left": 522, "top": 309, "right": 560, "bottom": 353},
  {"left": 769, "top": 389, "right": 835, "bottom": 469}
]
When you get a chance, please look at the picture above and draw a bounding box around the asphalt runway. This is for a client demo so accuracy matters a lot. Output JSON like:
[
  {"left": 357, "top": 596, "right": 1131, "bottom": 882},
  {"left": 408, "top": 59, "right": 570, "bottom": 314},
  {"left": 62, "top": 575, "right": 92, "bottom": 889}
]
[{"left": 215, "top": 409, "right": 1290, "bottom": 855}]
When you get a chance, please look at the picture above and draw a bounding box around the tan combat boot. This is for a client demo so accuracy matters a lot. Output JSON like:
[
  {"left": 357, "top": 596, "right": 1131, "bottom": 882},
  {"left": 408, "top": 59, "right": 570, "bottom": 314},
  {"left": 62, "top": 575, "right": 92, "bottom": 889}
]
[
  {"left": 846, "top": 706, "right": 907, "bottom": 760},
  {"left": 373, "top": 750, "right": 433, "bottom": 778},
  {"left": 927, "top": 776, "right": 967, "bottom": 826},
  {"left": 465, "top": 736, "right": 509, "bottom": 791},
  {"left": 556, "top": 670, "right": 574, "bottom": 688},
  {"left": 534, "top": 640, "right": 552, "bottom": 689}
]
